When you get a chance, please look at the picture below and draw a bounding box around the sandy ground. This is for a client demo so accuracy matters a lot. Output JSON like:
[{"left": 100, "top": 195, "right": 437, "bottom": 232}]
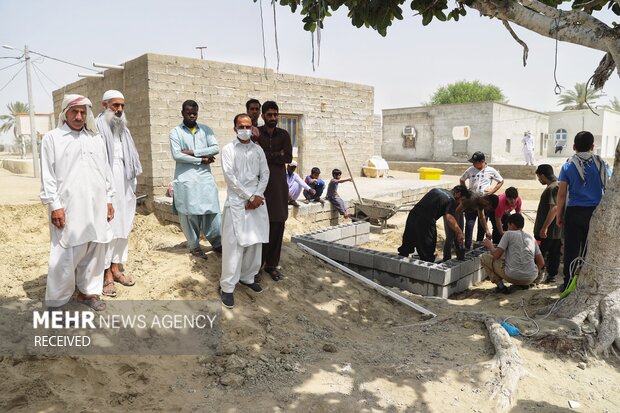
[{"left": 1, "top": 167, "right": 620, "bottom": 413}]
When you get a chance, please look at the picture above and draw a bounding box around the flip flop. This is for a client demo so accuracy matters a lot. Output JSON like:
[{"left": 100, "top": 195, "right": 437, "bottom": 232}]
[
  {"left": 190, "top": 248, "right": 208, "bottom": 260},
  {"left": 77, "top": 295, "right": 106, "bottom": 311},
  {"left": 113, "top": 273, "right": 135, "bottom": 287},
  {"left": 265, "top": 268, "right": 283, "bottom": 282},
  {"left": 102, "top": 280, "right": 117, "bottom": 297}
]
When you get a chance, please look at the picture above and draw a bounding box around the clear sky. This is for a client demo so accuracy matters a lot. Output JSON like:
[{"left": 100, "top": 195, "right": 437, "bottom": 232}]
[{"left": 1, "top": 0, "right": 618, "bottom": 143}]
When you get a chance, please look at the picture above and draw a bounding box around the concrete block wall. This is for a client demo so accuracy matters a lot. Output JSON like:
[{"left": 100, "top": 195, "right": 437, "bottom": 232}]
[
  {"left": 292, "top": 225, "right": 486, "bottom": 298},
  {"left": 54, "top": 53, "right": 375, "bottom": 212}
]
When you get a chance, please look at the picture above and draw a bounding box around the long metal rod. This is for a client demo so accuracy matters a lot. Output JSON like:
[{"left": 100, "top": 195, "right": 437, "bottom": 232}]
[
  {"left": 24, "top": 45, "right": 40, "bottom": 178},
  {"left": 337, "top": 139, "right": 363, "bottom": 204},
  {"left": 298, "top": 243, "right": 436, "bottom": 317}
]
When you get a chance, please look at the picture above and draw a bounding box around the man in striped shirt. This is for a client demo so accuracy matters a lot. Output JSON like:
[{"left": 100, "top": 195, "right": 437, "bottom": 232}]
[{"left": 459, "top": 151, "right": 503, "bottom": 249}]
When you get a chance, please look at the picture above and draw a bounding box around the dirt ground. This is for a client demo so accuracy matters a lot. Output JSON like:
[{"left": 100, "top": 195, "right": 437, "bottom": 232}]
[{"left": 1, "top": 169, "right": 620, "bottom": 412}]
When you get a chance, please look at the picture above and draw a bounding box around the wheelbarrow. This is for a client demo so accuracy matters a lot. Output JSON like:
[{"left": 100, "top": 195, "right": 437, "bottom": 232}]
[{"left": 353, "top": 198, "right": 404, "bottom": 228}]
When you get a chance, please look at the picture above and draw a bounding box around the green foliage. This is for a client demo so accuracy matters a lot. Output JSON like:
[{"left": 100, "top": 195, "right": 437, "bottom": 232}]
[
  {"left": 427, "top": 80, "right": 505, "bottom": 105},
  {"left": 557, "top": 83, "right": 605, "bottom": 110},
  {"left": 610, "top": 97, "right": 620, "bottom": 111},
  {"left": 255, "top": 0, "right": 618, "bottom": 36},
  {"left": 0, "top": 101, "right": 30, "bottom": 137}
]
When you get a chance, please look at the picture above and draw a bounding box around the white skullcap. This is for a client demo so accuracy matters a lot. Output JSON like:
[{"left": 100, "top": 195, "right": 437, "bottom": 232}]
[
  {"left": 58, "top": 94, "right": 97, "bottom": 133},
  {"left": 289, "top": 160, "right": 298, "bottom": 167},
  {"left": 102, "top": 89, "right": 124, "bottom": 101}
]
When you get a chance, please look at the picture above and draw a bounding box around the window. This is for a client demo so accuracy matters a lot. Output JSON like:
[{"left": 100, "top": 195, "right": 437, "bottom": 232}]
[
  {"left": 280, "top": 114, "right": 300, "bottom": 158},
  {"left": 555, "top": 128, "right": 567, "bottom": 146},
  {"left": 505, "top": 138, "right": 511, "bottom": 153}
]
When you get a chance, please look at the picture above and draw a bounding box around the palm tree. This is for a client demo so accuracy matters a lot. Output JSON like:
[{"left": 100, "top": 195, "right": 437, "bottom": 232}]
[
  {"left": 0, "top": 101, "right": 30, "bottom": 157},
  {"left": 610, "top": 96, "right": 620, "bottom": 111},
  {"left": 557, "top": 82, "right": 605, "bottom": 110}
]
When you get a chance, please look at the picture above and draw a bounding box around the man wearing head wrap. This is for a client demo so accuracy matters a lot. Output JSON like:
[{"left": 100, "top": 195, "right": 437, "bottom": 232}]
[
  {"left": 169, "top": 100, "right": 222, "bottom": 259},
  {"left": 522, "top": 131, "right": 535, "bottom": 166},
  {"left": 40, "top": 94, "right": 115, "bottom": 311},
  {"left": 96, "top": 90, "right": 142, "bottom": 297},
  {"left": 534, "top": 164, "right": 562, "bottom": 285}
]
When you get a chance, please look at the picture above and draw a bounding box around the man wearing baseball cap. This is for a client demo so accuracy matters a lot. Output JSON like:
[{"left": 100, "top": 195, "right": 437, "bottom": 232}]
[
  {"left": 459, "top": 151, "right": 504, "bottom": 250},
  {"left": 286, "top": 160, "right": 314, "bottom": 207}
]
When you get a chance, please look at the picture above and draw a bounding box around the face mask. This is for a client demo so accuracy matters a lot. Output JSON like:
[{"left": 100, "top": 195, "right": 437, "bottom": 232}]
[{"left": 237, "top": 129, "right": 252, "bottom": 141}]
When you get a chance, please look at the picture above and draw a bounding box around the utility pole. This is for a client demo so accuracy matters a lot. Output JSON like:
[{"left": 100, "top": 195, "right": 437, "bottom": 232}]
[
  {"left": 196, "top": 46, "right": 207, "bottom": 60},
  {"left": 24, "top": 45, "right": 40, "bottom": 178}
]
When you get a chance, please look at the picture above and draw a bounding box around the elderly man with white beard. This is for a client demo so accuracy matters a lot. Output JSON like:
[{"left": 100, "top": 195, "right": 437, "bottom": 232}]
[
  {"left": 96, "top": 90, "right": 142, "bottom": 297},
  {"left": 219, "top": 113, "right": 270, "bottom": 309},
  {"left": 40, "top": 94, "right": 115, "bottom": 311}
]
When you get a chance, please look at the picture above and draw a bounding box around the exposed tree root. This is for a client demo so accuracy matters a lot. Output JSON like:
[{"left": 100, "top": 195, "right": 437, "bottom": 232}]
[{"left": 455, "top": 312, "right": 525, "bottom": 412}]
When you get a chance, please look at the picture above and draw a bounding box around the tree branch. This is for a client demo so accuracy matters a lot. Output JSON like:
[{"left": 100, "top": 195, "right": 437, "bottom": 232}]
[{"left": 502, "top": 20, "right": 529, "bottom": 66}]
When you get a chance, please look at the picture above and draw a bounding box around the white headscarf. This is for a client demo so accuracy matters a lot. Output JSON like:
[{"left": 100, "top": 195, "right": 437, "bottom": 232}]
[{"left": 58, "top": 94, "right": 97, "bottom": 133}]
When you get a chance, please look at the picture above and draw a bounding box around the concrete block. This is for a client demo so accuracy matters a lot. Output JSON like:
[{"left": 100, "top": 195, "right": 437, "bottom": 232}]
[
  {"left": 327, "top": 243, "right": 351, "bottom": 264},
  {"left": 307, "top": 202, "right": 323, "bottom": 214},
  {"left": 322, "top": 228, "right": 342, "bottom": 242},
  {"left": 355, "top": 233, "right": 370, "bottom": 245},
  {"left": 372, "top": 270, "right": 427, "bottom": 296},
  {"left": 373, "top": 252, "right": 402, "bottom": 274},
  {"left": 340, "top": 224, "right": 356, "bottom": 239},
  {"left": 458, "top": 257, "right": 480, "bottom": 277},
  {"left": 337, "top": 236, "right": 356, "bottom": 246},
  {"left": 456, "top": 273, "right": 474, "bottom": 292},
  {"left": 354, "top": 221, "right": 371, "bottom": 235},
  {"left": 369, "top": 224, "right": 383, "bottom": 234},
  {"left": 349, "top": 247, "right": 374, "bottom": 268},
  {"left": 427, "top": 281, "right": 460, "bottom": 299},
  {"left": 428, "top": 263, "right": 461, "bottom": 286},
  {"left": 398, "top": 259, "right": 431, "bottom": 282}
]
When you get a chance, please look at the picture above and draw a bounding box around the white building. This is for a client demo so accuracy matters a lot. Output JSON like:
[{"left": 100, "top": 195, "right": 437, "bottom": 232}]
[{"left": 547, "top": 108, "right": 620, "bottom": 158}]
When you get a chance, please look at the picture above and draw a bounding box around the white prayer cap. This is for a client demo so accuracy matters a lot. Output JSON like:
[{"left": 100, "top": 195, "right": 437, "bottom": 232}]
[
  {"left": 102, "top": 89, "right": 124, "bottom": 101},
  {"left": 58, "top": 94, "right": 97, "bottom": 133},
  {"left": 289, "top": 160, "right": 298, "bottom": 167}
]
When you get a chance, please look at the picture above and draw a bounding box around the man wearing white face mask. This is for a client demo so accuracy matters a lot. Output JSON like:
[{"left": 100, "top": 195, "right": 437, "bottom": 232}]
[{"left": 219, "top": 113, "right": 270, "bottom": 309}]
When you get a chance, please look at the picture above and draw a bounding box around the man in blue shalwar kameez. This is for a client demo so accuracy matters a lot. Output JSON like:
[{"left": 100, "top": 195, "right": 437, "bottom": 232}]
[{"left": 169, "top": 100, "right": 222, "bottom": 258}]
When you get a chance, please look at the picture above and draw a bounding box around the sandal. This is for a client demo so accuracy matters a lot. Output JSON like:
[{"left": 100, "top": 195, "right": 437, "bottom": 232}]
[
  {"left": 77, "top": 295, "right": 107, "bottom": 311},
  {"left": 102, "top": 280, "right": 117, "bottom": 297},
  {"left": 254, "top": 272, "right": 262, "bottom": 283},
  {"left": 190, "top": 248, "right": 208, "bottom": 260},
  {"left": 265, "top": 268, "right": 283, "bottom": 282},
  {"left": 113, "top": 273, "right": 135, "bottom": 287}
]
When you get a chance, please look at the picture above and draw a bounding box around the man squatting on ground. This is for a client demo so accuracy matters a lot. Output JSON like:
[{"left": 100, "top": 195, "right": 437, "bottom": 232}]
[
  {"left": 169, "top": 100, "right": 222, "bottom": 259},
  {"left": 254, "top": 101, "right": 293, "bottom": 282},
  {"left": 533, "top": 164, "right": 562, "bottom": 285},
  {"left": 287, "top": 160, "right": 314, "bottom": 207},
  {"left": 398, "top": 186, "right": 470, "bottom": 263},
  {"left": 40, "top": 95, "right": 114, "bottom": 311},
  {"left": 96, "top": 90, "right": 142, "bottom": 297},
  {"left": 459, "top": 151, "right": 503, "bottom": 249},
  {"left": 482, "top": 213, "right": 544, "bottom": 294},
  {"left": 219, "top": 114, "right": 270, "bottom": 309}
]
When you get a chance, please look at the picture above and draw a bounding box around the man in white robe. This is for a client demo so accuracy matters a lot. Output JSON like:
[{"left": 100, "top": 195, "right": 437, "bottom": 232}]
[
  {"left": 219, "top": 114, "right": 270, "bottom": 309},
  {"left": 96, "top": 90, "right": 142, "bottom": 297},
  {"left": 522, "top": 131, "right": 535, "bottom": 166},
  {"left": 40, "top": 94, "right": 115, "bottom": 311}
]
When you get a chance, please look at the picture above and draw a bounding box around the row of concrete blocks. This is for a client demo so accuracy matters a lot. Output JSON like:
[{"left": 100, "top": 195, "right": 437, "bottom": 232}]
[
  {"left": 292, "top": 234, "right": 487, "bottom": 299},
  {"left": 302, "top": 221, "right": 371, "bottom": 246}
]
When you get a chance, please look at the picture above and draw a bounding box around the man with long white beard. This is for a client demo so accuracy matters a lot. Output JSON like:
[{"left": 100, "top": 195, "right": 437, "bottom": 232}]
[
  {"left": 40, "top": 94, "right": 114, "bottom": 311},
  {"left": 219, "top": 114, "right": 269, "bottom": 309},
  {"left": 96, "top": 90, "right": 142, "bottom": 297}
]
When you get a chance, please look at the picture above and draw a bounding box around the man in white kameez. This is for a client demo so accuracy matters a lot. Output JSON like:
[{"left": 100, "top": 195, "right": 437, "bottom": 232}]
[
  {"left": 522, "top": 131, "right": 535, "bottom": 166},
  {"left": 219, "top": 114, "right": 270, "bottom": 309},
  {"left": 40, "top": 94, "right": 115, "bottom": 311},
  {"left": 170, "top": 100, "right": 222, "bottom": 259},
  {"left": 96, "top": 90, "right": 142, "bottom": 297}
]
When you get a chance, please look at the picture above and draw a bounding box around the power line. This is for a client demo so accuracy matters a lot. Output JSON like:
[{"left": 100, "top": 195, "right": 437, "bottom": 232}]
[
  {"left": 28, "top": 50, "right": 97, "bottom": 72},
  {"left": 32, "top": 62, "right": 60, "bottom": 87},
  {"left": 0, "top": 64, "right": 25, "bottom": 92},
  {"left": 0, "top": 59, "right": 23, "bottom": 72},
  {"left": 31, "top": 63, "right": 51, "bottom": 96}
]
